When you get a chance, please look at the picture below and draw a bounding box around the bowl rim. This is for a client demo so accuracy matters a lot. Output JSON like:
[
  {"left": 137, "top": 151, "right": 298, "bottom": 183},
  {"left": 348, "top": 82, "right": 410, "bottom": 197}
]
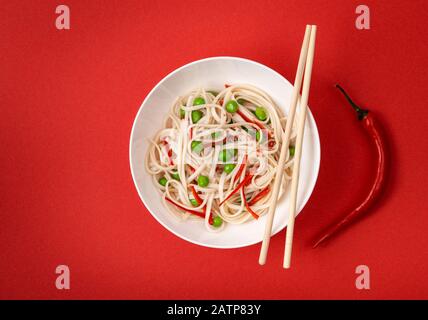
[{"left": 129, "top": 56, "right": 321, "bottom": 249}]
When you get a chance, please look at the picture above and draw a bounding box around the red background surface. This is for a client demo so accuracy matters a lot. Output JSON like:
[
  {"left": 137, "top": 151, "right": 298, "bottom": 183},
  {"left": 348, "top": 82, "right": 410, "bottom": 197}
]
[{"left": 1, "top": 0, "right": 428, "bottom": 299}]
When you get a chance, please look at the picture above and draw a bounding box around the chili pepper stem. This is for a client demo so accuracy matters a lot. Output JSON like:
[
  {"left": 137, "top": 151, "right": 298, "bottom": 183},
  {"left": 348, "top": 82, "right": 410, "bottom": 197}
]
[{"left": 335, "top": 84, "right": 369, "bottom": 120}]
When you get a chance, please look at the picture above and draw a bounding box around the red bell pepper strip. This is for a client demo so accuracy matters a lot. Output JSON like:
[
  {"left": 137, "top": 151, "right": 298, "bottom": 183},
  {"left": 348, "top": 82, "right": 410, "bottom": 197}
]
[
  {"left": 165, "top": 197, "right": 205, "bottom": 219},
  {"left": 160, "top": 140, "right": 174, "bottom": 165},
  {"left": 248, "top": 185, "right": 271, "bottom": 206},
  {"left": 190, "top": 185, "right": 203, "bottom": 204},
  {"left": 241, "top": 188, "right": 259, "bottom": 220},
  {"left": 233, "top": 155, "right": 247, "bottom": 183},
  {"left": 190, "top": 186, "right": 213, "bottom": 225},
  {"left": 167, "top": 149, "right": 174, "bottom": 165},
  {"left": 219, "top": 173, "right": 253, "bottom": 206},
  {"left": 237, "top": 109, "right": 266, "bottom": 130}
]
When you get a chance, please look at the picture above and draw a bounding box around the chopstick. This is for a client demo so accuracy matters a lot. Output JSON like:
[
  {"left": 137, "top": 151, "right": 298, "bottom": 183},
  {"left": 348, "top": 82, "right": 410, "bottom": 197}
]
[
  {"left": 283, "top": 25, "right": 317, "bottom": 269},
  {"left": 258, "top": 25, "right": 312, "bottom": 265}
]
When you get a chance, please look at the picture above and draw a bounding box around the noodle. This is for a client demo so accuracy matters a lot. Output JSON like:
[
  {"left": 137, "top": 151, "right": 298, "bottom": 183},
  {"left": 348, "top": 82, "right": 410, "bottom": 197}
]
[{"left": 145, "top": 84, "right": 296, "bottom": 232}]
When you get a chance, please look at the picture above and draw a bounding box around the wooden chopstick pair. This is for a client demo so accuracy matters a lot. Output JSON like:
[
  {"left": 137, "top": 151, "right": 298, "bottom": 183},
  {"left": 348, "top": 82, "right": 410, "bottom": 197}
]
[{"left": 259, "top": 25, "right": 317, "bottom": 268}]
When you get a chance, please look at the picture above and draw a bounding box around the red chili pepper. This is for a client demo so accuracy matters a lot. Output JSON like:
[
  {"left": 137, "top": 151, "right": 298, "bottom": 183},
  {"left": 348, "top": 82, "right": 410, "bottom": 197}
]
[
  {"left": 225, "top": 84, "right": 231, "bottom": 88},
  {"left": 219, "top": 173, "right": 253, "bottom": 206},
  {"left": 248, "top": 185, "right": 270, "bottom": 206},
  {"left": 190, "top": 186, "right": 213, "bottom": 225},
  {"left": 165, "top": 197, "right": 205, "bottom": 219},
  {"left": 189, "top": 127, "right": 193, "bottom": 140},
  {"left": 241, "top": 187, "right": 259, "bottom": 220},
  {"left": 313, "top": 85, "right": 386, "bottom": 248}
]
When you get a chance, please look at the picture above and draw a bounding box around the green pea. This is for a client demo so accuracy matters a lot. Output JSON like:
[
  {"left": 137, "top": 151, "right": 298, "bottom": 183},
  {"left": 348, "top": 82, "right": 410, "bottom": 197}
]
[
  {"left": 158, "top": 177, "right": 167, "bottom": 186},
  {"left": 218, "top": 149, "right": 234, "bottom": 162},
  {"left": 197, "top": 175, "right": 209, "bottom": 187},
  {"left": 212, "top": 216, "right": 223, "bottom": 228},
  {"left": 225, "top": 100, "right": 239, "bottom": 113},
  {"left": 256, "top": 130, "right": 266, "bottom": 143},
  {"left": 224, "top": 164, "right": 236, "bottom": 174},
  {"left": 191, "top": 110, "right": 203, "bottom": 123},
  {"left": 179, "top": 108, "right": 185, "bottom": 119},
  {"left": 289, "top": 145, "right": 295, "bottom": 157},
  {"left": 171, "top": 172, "right": 180, "bottom": 180},
  {"left": 211, "top": 131, "right": 221, "bottom": 139},
  {"left": 255, "top": 106, "right": 267, "bottom": 121},
  {"left": 191, "top": 140, "right": 203, "bottom": 153},
  {"left": 193, "top": 97, "right": 205, "bottom": 106},
  {"left": 190, "top": 199, "right": 199, "bottom": 207}
]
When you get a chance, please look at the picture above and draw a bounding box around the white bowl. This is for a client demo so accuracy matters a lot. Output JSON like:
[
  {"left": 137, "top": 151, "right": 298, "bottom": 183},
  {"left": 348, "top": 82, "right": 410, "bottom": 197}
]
[{"left": 129, "top": 56, "right": 320, "bottom": 248}]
